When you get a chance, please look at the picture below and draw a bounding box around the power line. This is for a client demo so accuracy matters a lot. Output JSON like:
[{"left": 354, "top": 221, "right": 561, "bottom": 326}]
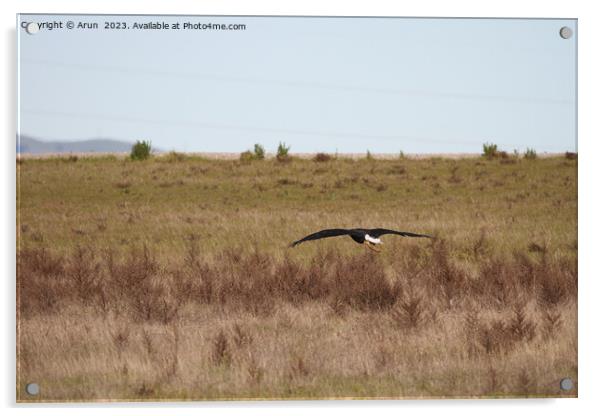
[
  {"left": 21, "top": 107, "right": 529, "bottom": 148},
  {"left": 21, "top": 58, "right": 573, "bottom": 106}
]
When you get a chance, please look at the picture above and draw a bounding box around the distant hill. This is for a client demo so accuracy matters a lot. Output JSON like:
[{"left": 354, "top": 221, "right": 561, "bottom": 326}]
[{"left": 17, "top": 136, "right": 134, "bottom": 154}]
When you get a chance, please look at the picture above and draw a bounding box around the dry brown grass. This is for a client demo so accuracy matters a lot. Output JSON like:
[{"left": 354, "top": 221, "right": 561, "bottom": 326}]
[
  {"left": 16, "top": 155, "right": 577, "bottom": 401},
  {"left": 17, "top": 238, "right": 576, "bottom": 400}
]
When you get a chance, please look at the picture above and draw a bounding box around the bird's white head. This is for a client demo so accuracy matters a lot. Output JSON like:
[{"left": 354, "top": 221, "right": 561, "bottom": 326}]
[{"left": 365, "top": 234, "right": 382, "bottom": 244}]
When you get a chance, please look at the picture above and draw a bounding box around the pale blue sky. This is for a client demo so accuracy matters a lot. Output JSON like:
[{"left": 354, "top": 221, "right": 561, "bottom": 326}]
[{"left": 18, "top": 15, "right": 576, "bottom": 153}]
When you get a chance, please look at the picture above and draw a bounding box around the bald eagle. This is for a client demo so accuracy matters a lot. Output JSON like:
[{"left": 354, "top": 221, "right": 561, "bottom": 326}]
[{"left": 291, "top": 228, "right": 432, "bottom": 252}]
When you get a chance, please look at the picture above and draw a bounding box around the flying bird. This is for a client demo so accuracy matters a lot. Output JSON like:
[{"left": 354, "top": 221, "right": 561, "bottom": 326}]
[{"left": 290, "top": 228, "right": 432, "bottom": 252}]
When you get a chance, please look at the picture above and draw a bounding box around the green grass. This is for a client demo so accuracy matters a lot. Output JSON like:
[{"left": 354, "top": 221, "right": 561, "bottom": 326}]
[{"left": 17, "top": 155, "right": 577, "bottom": 261}]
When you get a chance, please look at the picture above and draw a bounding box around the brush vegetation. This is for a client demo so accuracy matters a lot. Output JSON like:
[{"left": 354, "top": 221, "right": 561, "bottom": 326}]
[
  {"left": 17, "top": 154, "right": 577, "bottom": 401},
  {"left": 130, "top": 140, "right": 152, "bottom": 161}
]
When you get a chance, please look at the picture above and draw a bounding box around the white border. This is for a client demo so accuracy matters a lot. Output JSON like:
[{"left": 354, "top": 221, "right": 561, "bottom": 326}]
[{"left": 3, "top": 1, "right": 601, "bottom": 415}]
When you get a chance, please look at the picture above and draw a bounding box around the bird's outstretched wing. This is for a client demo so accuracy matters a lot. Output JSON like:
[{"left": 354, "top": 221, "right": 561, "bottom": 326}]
[
  {"left": 291, "top": 228, "right": 351, "bottom": 247},
  {"left": 368, "top": 228, "right": 433, "bottom": 239}
]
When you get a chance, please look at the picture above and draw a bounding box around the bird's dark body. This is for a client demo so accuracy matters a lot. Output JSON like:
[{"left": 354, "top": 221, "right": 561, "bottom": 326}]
[
  {"left": 290, "top": 228, "right": 432, "bottom": 247},
  {"left": 349, "top": 230, "right": 366, "bottom": 244}
]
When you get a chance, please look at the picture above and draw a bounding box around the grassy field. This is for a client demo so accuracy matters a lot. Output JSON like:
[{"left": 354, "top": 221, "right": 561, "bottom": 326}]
[{"left": 16, "top": 153, "right": 577, "bottom": 401}]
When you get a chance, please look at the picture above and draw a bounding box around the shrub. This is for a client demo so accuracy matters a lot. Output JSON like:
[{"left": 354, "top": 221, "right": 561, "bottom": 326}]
[
  {"left": 508, "top": 304, "right": 536, "bottom": 342},
  {"left": 366, "top": 150, "right": 374, "bottom": 160},
  {"left": 18, "top": 248, "right": 66, "bottom": 316},
  {"left": 482, "top": 143, "right": 499, "bottom": 159},
  {"left": 331, "top": 253, "right": 399, "bottom": 310},
  {"left": 66, "top": 246, "right": 102, "bottom": 302},
  {"left": 212, "top": 330, "right": 232, "bottom": 366},
  {"left": 314, "top": 153, "right": 332, "bottom": 162},
  {"left": 164, "top": 151, "right": 185, "bottom": 162},
  {"left": 239, "top": 150, "right": 255, "bottom": 162},
  {"left": 17, "top": 243, "right": 578, "bottom": 319},
  {"left": 61, "top": 154, "right": 78, "bottom": 163},
  {"left": 524, "top": 148, "right": 537, "bottom": 160},
  {"left": 240, "top": 143, "right": 266, "bottom": 162},
  {"left": 276, "top": 142, "right": 291, "bottom": 163},
  {"left": 399, "top": 150, "right": 405, "bottom": 159},
  {"left": 130, "top": 140, "right": 152, "bottom": 161},
  {"left": 565, "top": 152, "right": 577, "bottom": 160},
  {"left": 253, "top": 144, "right": 265, "bottom": 160},
  {"left": 428, "top": 240, "right": 465, "bottom": 308},
  {"left": 391, "top": 290, "right": 424, "bottom": 329},
  {"left": 542, "top": 310, "right": 562, "bottom": 340}
]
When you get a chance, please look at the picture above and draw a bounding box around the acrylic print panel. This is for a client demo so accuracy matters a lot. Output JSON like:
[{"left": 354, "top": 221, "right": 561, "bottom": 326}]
[{"left": 16, "top": 15, "right": 577, "bottom": 402}]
